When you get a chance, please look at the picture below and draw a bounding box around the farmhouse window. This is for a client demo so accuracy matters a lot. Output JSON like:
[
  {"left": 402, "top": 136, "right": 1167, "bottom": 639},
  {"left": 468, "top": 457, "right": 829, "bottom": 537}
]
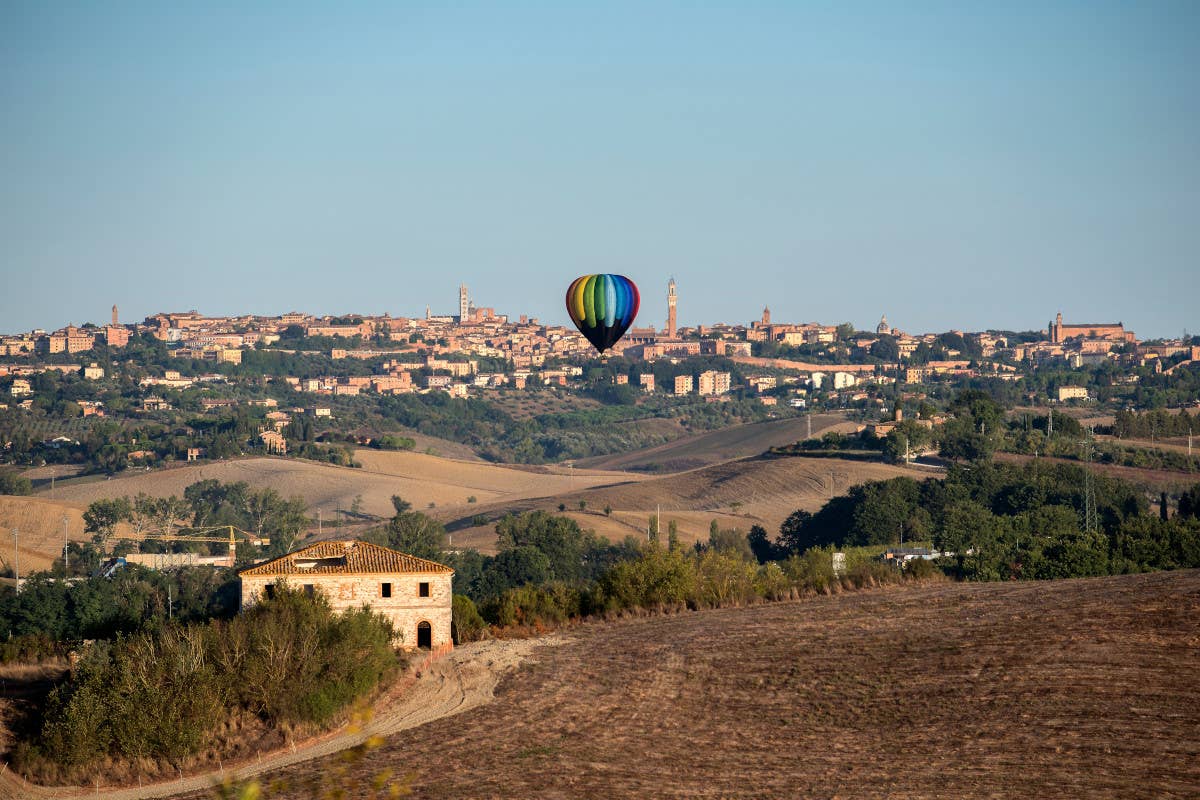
[
  {"left": 303, "top": 584, "right": 315, "bottom": 597},
  {"left": 418, "top": 582, "right": 430, "bottom": 598},
  {"left": 381, "top": 582, "right": 392, "bottom": 598},
  {"left": 265, "top": 584, "right": 276, "bottom": 600}
]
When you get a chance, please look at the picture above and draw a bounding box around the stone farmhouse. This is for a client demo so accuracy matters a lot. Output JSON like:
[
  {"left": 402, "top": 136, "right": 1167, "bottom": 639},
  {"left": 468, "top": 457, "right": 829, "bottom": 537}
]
[{"left": 238, "top": 540, "right": 453, "bottom": 650}]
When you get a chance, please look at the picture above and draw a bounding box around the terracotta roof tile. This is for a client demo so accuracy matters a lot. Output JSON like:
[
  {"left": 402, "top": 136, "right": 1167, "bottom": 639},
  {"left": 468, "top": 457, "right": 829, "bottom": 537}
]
[{"left": 238, "top": 540, "right": 453, "bottom": 577}]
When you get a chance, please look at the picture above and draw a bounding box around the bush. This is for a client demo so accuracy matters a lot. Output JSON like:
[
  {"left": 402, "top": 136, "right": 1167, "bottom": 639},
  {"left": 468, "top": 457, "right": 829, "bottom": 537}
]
[
  {"left": 782, "top": 548, "right": 838, "bottom": 594},
  {"left": 594, "top": 544, "right": 696, "bottom": 612},
  {"left": 452, "top": 594, "right": 486, "bottom": 644},
  {"left": 902, "top": 557, "right": 941, "bottom": 581},
  {"left": 23, "top": 583, "right": 399, "bottom": 778},
  {"left": 480, "top": 583, "right": 580, "bottom": 628},
  {"left": 694, "top": 550, "right": 758, "bottom": 607},
  {"left": 0, "top": 469, "right": 33, "bottom": 496}
]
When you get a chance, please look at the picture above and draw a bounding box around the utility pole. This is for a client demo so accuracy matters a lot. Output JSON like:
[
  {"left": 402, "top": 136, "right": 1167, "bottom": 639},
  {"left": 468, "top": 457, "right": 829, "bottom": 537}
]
[
  {"left": 317, "top": 508, "right": 322, "bottom": 537},
  {"left": 807, "top": 414, "right": 812, "bottom": 440},
  {"left": 62, "top": 515, "right": 69, "bottom": 573},
  {"left": 11, "top": 528, "right": 18, "bottom": 589},
  {"left": 1047, "top": 410, "right": 1053, "bottom": 438}
]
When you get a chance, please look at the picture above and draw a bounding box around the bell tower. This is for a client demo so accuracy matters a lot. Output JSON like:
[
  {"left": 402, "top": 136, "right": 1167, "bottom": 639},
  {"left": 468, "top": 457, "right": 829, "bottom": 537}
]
[
  {"left": 112, "top": 304, "right": 119, "bottom": 326},
  {"left": 666, "top": 278, "right": 677, "bottom": 339}
]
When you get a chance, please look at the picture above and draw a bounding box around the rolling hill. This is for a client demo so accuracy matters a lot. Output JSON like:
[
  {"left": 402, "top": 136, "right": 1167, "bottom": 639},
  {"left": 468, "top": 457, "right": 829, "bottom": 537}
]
[
  {"left": 446, "top": 454, "right": 931, "bottom": 552},
  {"left": 37, "top": 453, "right": 642, "bottom": 528},
  {"left": 245, "top": 570, "right": 1200, "bottom": 799},
  {"left": 574, "top": 413, "right": 857, "bottom": 472}
]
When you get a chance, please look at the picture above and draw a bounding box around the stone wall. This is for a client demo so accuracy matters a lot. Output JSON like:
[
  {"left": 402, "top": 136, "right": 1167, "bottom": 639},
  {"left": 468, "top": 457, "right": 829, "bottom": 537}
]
[{"left": 241, "top": 572, "right": 453, "bottom": 649}]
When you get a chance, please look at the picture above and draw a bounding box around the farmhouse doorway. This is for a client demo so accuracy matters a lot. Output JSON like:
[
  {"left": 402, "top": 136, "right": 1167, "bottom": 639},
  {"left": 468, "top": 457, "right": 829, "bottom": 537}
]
[{"left": 417, "top": 620, "right": 432, "bottom": 649}]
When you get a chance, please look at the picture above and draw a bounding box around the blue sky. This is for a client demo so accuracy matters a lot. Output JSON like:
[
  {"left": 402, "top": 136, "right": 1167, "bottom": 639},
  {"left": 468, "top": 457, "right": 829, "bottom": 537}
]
[{"left": 1, "top": 1, "right": 1196, "bottom": 338}]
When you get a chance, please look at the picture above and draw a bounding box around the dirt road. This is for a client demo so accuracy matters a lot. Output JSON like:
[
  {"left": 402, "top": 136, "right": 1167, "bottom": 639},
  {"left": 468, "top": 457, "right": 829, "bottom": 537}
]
[{"left": 0, "top": 637, "right": 558, "bottom": 800}]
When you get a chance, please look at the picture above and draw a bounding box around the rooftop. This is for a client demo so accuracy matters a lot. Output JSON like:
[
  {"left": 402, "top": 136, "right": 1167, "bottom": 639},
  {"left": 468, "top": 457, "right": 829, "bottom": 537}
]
[{"left": 238, "top": 540, "right": 453, "bottom": 577}]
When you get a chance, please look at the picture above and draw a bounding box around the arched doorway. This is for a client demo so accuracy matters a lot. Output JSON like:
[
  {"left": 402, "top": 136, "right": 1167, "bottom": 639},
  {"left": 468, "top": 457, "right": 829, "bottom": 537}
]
[{"left": 417, "top": 620, "right": 432, "bottom": 650}]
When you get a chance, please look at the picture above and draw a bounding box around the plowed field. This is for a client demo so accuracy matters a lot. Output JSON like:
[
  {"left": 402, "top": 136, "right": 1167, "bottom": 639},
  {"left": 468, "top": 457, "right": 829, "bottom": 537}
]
[{"left": 253, "top": 570, "right": 1200, "bottom": 799}]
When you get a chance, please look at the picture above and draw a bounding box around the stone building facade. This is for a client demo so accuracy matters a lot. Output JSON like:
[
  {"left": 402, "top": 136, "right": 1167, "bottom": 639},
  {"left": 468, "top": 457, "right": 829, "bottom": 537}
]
[{"left": 239, "top": 540, "right": 454, "bottom": 650}]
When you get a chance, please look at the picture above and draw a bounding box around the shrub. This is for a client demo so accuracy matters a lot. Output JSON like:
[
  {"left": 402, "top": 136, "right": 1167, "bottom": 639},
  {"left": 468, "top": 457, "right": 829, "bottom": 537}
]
[
  {"left": 452, "top": 594, "right": 486, "bottom": 644},
  {"left": 0, "top": 469, "right": 33, "bottom": 496},
  {"left": 694, "top": 550, "right": 758, "bottom": 608},
  {"left": 782, "top": 547, "right": 838, "bottom": 594},
  {"left": 903, "top": 557, "right": 941, "bottom": 581},
  {"left": 24, "top": 583, "right": 398, "bottom": 777},
  {"left": 480, "top": 583, "right": 579, "bottom": 628},
  {"left": 595, "top": 544, "right": 696, "bottom": 612}
]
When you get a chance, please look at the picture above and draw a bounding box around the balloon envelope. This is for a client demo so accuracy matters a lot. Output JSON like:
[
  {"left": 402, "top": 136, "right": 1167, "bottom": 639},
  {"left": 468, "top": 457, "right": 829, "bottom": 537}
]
[{"left": 565, "top": 274, "right": 640, "bottom": 353}]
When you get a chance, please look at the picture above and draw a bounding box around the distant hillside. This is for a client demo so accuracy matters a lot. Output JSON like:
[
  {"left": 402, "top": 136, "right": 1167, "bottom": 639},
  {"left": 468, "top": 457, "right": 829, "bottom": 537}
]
[
  {"left": 448, "top": 454, "right": 929, "bottom": 553},
  {"left": 0, "top": 496, "right": 116, "bottom": 574},
  {"left": 574, "top": 414, "right": 857, "bottom": 472},
  {"left": 39, "top": 453, "right": 641, "bottom": 526}
]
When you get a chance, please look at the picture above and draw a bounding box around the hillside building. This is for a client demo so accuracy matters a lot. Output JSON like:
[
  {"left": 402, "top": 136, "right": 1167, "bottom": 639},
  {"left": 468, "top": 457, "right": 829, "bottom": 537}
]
[
  {"left": 698, "top": 370, "right": 731, "bottom": 396},
  {"left": 1057, "top": 386, "right": 1089, "bottom": 402},
  {"left": 239, "top": 540, "right": 454, "bottom": 650},
  {"left": 1048, "top": 312, "right": 1135, "bottom": 344}
]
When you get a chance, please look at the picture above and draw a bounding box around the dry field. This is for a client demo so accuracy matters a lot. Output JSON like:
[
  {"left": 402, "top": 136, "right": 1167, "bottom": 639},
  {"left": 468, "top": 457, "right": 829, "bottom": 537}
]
[
  {"left": 450, "top": 454, "right": 929, "bottom": 553},
  {"left": 0, "top": 496, "right": 117, "bottom": 574},
  {"left": 576, "top": 413, "right": 855, "bottom": 472},
  {"left": 249, "top": 570, "right": 1200, "bottom": 799},
  {"left": 35, "top": 453, "right": 640, "bottom": 528}
]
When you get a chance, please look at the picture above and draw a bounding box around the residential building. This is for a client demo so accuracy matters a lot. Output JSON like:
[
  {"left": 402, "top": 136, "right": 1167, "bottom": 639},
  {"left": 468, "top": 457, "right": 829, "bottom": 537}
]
[
  {"left": 697, "top": 370, "right": 731, "bottom": 396},
  {"left": 238, "top": 540, "right": 454, "bottom": 650},
  {"left": 1057, "top": 386, "right": 1089, "bottom": 402},
  {"left": 674, "top": 374, "right": 693, "bottom": 395}
]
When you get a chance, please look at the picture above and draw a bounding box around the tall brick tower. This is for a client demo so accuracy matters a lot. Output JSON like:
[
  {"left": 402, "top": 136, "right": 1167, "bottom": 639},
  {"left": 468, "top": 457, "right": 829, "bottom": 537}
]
[
  {"left": 112, "top": 305, "right": 118, "bottom": 326},
  {"left": 667, "top": 278, "right": 677, "bottom": 339}
]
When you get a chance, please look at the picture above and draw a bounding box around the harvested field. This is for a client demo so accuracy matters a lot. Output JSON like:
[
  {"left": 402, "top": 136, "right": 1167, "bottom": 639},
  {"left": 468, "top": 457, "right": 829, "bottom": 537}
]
[
  {"left": 451, "top": 454, "right": 930, "bottom": 553},
  {"left": 576, "top": 414, "right": 854, "bottom": 472},
  {"left": 250, "top": 570, "right": 1200, "bottom": 799},
  {"left": 0, "top": 496, "right": 114, "bottom": 574},
  {"left": 38, "top": 454, "right": 639, "bottom": 524}
]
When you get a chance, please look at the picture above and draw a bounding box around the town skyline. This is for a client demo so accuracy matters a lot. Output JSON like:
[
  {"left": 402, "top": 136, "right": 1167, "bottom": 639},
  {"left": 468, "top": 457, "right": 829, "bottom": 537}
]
[{"left": 0, "top": 279, "right": 1188, "bottom": 342}]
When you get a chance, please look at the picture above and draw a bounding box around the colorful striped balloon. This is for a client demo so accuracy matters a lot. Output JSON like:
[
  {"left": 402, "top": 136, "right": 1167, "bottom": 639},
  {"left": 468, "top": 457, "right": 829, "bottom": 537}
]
[{"left": 565, "top": 274, "right": 640, "bottom": 353}]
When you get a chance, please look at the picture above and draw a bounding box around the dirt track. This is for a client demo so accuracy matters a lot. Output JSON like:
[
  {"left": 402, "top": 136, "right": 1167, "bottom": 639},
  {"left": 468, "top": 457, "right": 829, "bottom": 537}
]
[{"left": 0, "top": 637, "right": 557, "bottom": 800}]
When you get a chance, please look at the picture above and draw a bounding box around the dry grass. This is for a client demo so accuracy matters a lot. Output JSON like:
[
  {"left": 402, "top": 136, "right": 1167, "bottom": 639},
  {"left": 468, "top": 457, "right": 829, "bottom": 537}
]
[
  {"left": 256, "top": 570, "right": 1200, "bottom": 799},
  {"left": 38, "top": 454, "right": 642, "bottom": 526},
  {"left": 576, "top": 413, "right": 854, "bottom": 472},
  {"left": 453, "top": 454, "right": 929, "bottom": 554},
  {"left": 0, "top": 496, "right": 122, "bottom": 574}
]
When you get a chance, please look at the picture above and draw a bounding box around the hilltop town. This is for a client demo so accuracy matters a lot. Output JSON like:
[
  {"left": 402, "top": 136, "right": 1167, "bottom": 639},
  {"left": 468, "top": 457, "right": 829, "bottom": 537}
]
[{"left": 0, "top": 281, "right": 1195, "bottom": 417}]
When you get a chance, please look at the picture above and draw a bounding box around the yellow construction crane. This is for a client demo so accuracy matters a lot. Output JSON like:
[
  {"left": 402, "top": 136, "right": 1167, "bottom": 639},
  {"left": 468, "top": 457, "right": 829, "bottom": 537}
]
[{"left": 111, "top": 525, "right": 269, "bottom": 565}]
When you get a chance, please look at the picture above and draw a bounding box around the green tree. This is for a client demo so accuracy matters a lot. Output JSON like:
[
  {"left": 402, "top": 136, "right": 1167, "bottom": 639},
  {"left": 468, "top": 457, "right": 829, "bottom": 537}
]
[
  {"left": 0, "top": 469, "right": 34, "bottom": 496},
  {"left": 82, "top": 498, "right": 131, "bottom": 544},
  {"left": 494, "top": 511, "right": 600, "bottom": 584},
  {"left": 1180, "top": 483, "right": 1200, "bottom": 519}
]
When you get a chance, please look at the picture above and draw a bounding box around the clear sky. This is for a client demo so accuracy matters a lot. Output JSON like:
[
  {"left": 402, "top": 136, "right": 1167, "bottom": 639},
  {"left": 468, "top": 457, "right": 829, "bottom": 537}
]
[{"left": 1, "top": 1, "right": 1196, "bottom": 338}]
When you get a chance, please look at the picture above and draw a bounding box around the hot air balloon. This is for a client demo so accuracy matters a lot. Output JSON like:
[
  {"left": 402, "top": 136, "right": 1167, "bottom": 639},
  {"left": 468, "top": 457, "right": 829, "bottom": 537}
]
[{"left": 565, "top": 274, "right": 640, "bottom": 354}]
